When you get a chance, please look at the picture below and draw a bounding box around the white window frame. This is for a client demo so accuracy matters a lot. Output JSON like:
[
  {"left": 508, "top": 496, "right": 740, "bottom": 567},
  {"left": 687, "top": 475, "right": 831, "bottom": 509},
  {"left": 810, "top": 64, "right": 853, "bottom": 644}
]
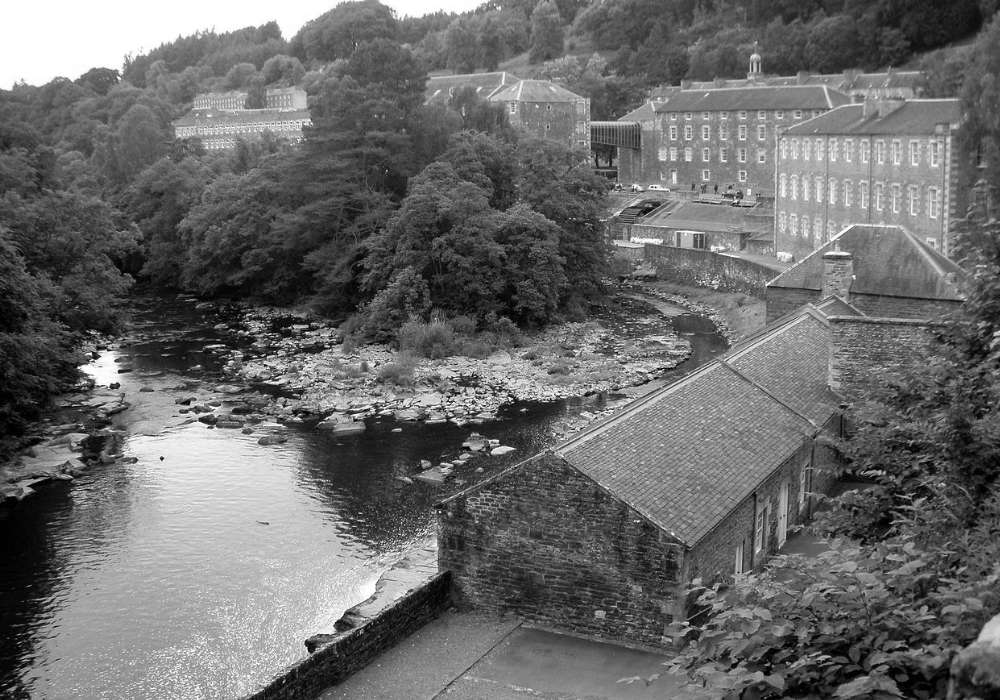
[
  {"left": 669, "top": 125, "right": 678, "bottom": 140},
  {"left": 757, "top": 124, "right": 766, "bottom": 141},
  {"left": 702, "top": 147, "right": 710, "bottom": 162},
  {"left": 738, "top": 169, "right": 747, "bottom": 182},
  {"left": 928, "top": 187, "right": 939, "bottom": 218},
  {"left": 910, "top": 141, "right": 920, "bottom": 166},
  {"left": 757, "top": 149, "right": 766, "bottom": 164},
  {"left": 701, "top": 168, "right": 711, "bottom": 182},
  {"left": 738, "top": 124, "right": 747, "bottom": 141},
  {"left": 701, "top": 124, "right": 710, "bottom": 140}
]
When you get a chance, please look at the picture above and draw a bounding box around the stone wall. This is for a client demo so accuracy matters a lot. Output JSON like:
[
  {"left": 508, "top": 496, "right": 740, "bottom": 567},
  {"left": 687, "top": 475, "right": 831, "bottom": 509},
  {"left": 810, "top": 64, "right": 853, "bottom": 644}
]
[
  {"left": 828, "top": 315, "right": 938, "bottom": 400},
  {"left": 645, "top": 244, "right": 778, "bottom": 297},
  {"left": 244, "top": 571, "right": 451, "bottom": 700},
  {"left": 438, "top": 453, "right": 684, "bottom": 647}
]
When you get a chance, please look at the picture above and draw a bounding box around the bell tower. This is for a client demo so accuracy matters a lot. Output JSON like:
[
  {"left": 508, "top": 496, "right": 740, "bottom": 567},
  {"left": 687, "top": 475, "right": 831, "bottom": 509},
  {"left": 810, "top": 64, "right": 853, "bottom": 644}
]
[{"left": 748, "top": 41, "right": 762, "bottom": 81}]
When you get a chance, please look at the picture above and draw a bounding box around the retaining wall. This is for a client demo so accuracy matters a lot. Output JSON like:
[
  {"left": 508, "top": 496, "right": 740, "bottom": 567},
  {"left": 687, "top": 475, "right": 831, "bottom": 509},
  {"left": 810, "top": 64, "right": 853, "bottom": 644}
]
[
  {"left": 644, "top": 244, "right": 777, "bottom": 297},
  {"left": 244, "top": 571, "right": 451, "bottom": 700}
]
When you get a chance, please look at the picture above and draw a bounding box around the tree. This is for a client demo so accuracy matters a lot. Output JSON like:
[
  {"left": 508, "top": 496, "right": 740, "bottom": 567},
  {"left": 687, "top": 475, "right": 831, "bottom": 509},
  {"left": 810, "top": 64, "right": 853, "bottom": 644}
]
[
  {"left": 957, "top": 13, "right": 1000, "bottom": 200},
  {"left": 291, "top": 0, "right": 398, "bottom": 63},
  {"left": 530, "top": 0, "right": 565, "bottom": 64},
  {"left": 445, "top": 17, "right": 479, "bottom": 73}
]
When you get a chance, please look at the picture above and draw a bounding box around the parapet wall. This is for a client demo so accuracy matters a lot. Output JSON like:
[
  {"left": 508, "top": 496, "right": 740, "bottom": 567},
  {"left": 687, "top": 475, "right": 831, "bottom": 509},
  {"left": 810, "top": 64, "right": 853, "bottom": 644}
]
[
  {"left": 644, "top": 244, "right": 777, "bottom": 297},
  {"left": 244, "top": 569, "right": 450, "bottom": 700}
]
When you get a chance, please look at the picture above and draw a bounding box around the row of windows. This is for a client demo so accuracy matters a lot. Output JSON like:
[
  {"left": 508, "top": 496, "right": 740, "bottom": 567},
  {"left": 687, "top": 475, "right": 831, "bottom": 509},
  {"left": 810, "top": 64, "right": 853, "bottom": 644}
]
[
  {"left": 667, "top": 109, "right": 823, "bottom": 122},
  {"left": 659, "top": 146, "right": 766, "bottom": 164},
  {"left": 779, "top": 213, "right": 941, "bottom": 249},
  {"left": 658, "top": 168, "right": 752, "bottom": 184},
  {"left": 779, "top": 175, "right": 942, "bottom": 218},
  {"left": 670, "top": 123, "right": 770, "bottom": 142},
  {"left": 179, "top": 120, "right": 309, "bottom": 137},
  {"left": 780, "top": 136, "right": 942, "bottom": 167}
]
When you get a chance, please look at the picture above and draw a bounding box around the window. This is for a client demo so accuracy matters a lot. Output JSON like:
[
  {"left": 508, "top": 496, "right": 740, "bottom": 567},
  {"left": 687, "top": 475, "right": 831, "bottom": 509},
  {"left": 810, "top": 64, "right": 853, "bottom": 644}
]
[
  {"left": 735, "top": 541, "right": 746, "bottom": 576},
  {"left": 779, "top": 174, "right": 787, "bottom": 198},
  {"left": 757, "top": 124, "right": 766, "bottom": 141},
  {"left": 684, "top": 124, "right": 693, "bottom": 140},
  {"left": 802, "top": 177, "right": 810, "bottom": 201},
  {"left": 929, "top": 140, "right": 940, "bottom": 167},
  {"left": 790, "top": 214, "right": 798, "bottom": 236},
  {"left": 799, "top": 466, "right": 809, "bottom": 509},
  {"left": 508, "top": 103, "right": 516, "bottom": 114},
  {"left": 669, "top": 147, "right": 678, "bottom": 161},
  {"left": 844, "top": 180, "right": 853, "bottom": 207},
  {"left": 875, "top": 140, "right": 885, "bottom": 164},
  {"left": 701, "top": 124, "right": 710, "bottom": 140},
  {"left": 815, "top": 176, "right": 824, "bottom": 203},
  {"left": 925, "top": 237, "right": 938, "bottom": 250},
  {"left": 803, "top": 140, "right": 811, "bottom": 160},
  {"left": 720, "top": 111, "right": 729, "bottom": 120},
  {"left": 670, "top": 112, "right": 677, "bottom": 120},
  {"left": 790, "top": 175, "right": 798, "bottom": 200},
  {"left": 701, "top": 169, "right": 711, "bottom": 181},
  {"left": 692, "top": 232, "right": 707, "bottom": 249},
  {"left": 670, "top": 169, "right": 678, "bottom": 184},
  {"left": 829, "top": 138, "right": 838, "bottom": 162},
  {"left": 720, "top": 147, "right": 728, "bottom": 163},
  {"left": 844, "top": 138, "right": 853, "bottom": 163},
  {"left": 802, "top": 217, "right": 810, "bottom": 237},
  {"left": 684, "top": 147, "right": 693, "bottom": 162},
  {"left": 909, "top": 186, "right": 919, "bottom": 216},
  {"left": 860, "top": 140, "right": 870, "bottom": 164},
  {"left": 791, "top": 139, "right": 799, "bottom": 159},
  {"left": 794, "top": 109, "right": 803, "bottom": 119},
  {"left": 702, "top": 111, "right": 710, "bottom": 120},
  {"left": 891, "top": 183, "right": 901, "bottom": 213},
  {"left": 719, "top": 123, "right": 730, "bottom": 140},
  {"left": 891, "top": 140, "right": 901, "bottom": 165},
  {"left": 669, "top": 125, "right": 678, "bottom": 140},
  {"left": 684, "top": 112, "right": 692, "bottom": 120},
  {"left": 828, "top": 220, "right": 837, "bottom": 238},
  {"left": 875, "top": 182, "right": 884, "bottom": 210},
  {"left": 737, "top": 148, "right": 747, "bottom": 163},
  {"left": 778, "top": 211, "right": 787, "bottom": 233},
  {"left": 814, "top": 216, "right": 823, "bottom": 236},
  {"left": 829, "top": 179, "right": 837, "bottom": 204},
  {"left": 757, "top": 110, "right": 766, "bottom": 120},
  {"left": 738, "top": 169, "right": 747, "bottom": 182},
  {"left": 860, "top": 181, "right": 869, "bottom": 209},
  {"left": 910, "top": 141, "right": 920, "bottom": 166},
  {"left": 738, "top": 124, "right": 747, "bottom": 141},
  {"left": 928, "top": 187, "right": 940, "bottom": 218},
  {"left": 776, "top": 110, "right": 785, "bottom": 120},
  {"left": 815, "top": 138, "right": 824, "bottom": 161},
  {"left": 757, "top": 149, "right": 766, "bottom": 164},
  {"left": 702, "top": 147, "right": 710, "bottom": 162},
  {"left": 738, "top": 110, "right": 747, "bottom": 120},
  {"left": 658, "top": 147, "right": 668, "bottom": 161},
  {"left": 780, "top": 140, "right": 787, "bottom": 159}
]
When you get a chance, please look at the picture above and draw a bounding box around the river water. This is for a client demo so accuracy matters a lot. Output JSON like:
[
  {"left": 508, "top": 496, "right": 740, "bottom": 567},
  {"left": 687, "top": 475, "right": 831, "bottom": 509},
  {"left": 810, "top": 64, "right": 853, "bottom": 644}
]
[{"left": 0, "top": 296, "right": 727, "bottom": 699}]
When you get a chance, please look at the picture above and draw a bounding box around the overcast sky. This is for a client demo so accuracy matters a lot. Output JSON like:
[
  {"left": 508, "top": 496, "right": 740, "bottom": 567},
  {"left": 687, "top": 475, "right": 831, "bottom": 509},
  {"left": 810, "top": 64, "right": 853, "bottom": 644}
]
[{"left": 1, "top": 0, "right": 484, "bottom": 89}]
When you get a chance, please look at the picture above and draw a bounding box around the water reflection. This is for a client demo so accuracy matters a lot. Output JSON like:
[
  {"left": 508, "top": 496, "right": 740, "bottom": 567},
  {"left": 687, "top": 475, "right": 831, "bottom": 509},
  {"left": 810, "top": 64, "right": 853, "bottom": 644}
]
[{"left": 0, "top": 295, "right": 729, "bottom": 699}]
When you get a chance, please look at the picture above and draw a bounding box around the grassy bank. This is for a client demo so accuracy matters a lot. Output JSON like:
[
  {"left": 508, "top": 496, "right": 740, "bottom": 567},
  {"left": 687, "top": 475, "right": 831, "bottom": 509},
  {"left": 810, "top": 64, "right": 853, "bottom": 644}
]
[{"left": 641, "top": 281, "right": 766, "bottom": 341}]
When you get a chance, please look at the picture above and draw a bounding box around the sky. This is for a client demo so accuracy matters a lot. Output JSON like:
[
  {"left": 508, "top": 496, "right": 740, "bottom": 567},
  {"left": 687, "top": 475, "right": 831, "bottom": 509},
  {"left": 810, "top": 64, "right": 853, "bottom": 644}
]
[{"left": 0, "top": 0, "right": 484, "bottom": 89}]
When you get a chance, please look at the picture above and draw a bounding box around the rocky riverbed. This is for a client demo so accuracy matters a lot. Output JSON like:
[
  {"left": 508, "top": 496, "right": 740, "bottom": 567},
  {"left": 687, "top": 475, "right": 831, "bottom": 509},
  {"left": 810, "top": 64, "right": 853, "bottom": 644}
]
[{"left": 1, "top": 290, "right": 713, "bottom": 504}]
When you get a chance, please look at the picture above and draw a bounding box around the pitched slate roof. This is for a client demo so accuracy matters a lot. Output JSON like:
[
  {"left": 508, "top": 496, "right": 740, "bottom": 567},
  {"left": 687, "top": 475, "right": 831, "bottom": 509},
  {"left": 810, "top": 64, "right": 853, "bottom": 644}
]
[
  {"left": 638, "top": 201, "right": 771, "bottom": 234},
  {"left": 653, "top": 85, "right": 850, "bottom": 113},
  {"left": 768, "top": 224, "right": 966, "bottom": 300},
  {"left": 618, "top": 102, "right": 655, "bottom": 122},
  {"left": 490, "top": 79, "right": 586, "bottom": 103},
  {"left": 553, "top": 307, "right": 837, "bottom": 547},
  {"left": 424, "top": 72, "right": 519, "bottom": 105},
  {"left": 782, "top": 99, "right": 960, "bottom": 137}
]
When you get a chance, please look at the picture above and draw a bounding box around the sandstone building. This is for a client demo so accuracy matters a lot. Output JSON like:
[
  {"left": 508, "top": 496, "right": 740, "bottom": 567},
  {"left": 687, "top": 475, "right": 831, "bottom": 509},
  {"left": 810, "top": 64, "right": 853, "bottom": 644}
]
[
  {"left": 774, "top": 99, "right": 963, "bottom": 259},
  {"left": 437, "top": 224, "right": 964, "bottom": 649},
  {"left": 174, "top": 87, "right": 311, "bottom": 151}
]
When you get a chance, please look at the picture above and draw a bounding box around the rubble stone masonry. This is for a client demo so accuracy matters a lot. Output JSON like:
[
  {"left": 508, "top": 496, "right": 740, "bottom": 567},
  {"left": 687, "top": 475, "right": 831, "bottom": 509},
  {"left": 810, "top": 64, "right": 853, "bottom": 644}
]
[{"left": 438, "top": 453, "right": 684, "bottom": 647}]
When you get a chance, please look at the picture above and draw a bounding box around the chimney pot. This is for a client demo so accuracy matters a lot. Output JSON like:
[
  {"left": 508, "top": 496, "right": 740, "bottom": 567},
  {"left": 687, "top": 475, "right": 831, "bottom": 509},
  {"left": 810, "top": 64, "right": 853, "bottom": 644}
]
[{"left": 821, "top": 249, "right": 854, "bottom": 301}]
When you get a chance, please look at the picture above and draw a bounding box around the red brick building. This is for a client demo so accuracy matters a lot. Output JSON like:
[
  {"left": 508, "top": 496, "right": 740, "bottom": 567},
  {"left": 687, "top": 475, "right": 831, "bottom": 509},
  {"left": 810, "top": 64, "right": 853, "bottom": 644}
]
[{"left": 774, "top": 99, "right": 963, "bottom": 260}]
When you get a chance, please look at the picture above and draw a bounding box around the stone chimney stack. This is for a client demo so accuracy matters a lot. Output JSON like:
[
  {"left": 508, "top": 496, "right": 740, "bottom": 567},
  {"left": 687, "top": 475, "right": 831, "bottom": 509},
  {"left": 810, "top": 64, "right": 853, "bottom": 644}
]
[{"left": 821, "top": 249, "right": 854, "bottom": 301}]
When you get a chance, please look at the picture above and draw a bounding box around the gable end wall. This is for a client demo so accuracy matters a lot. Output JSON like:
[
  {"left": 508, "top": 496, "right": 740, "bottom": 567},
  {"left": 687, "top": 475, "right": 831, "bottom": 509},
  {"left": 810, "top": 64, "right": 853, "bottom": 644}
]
[{"left": 438, "top": 453, "right": 683, "bottom": 647}]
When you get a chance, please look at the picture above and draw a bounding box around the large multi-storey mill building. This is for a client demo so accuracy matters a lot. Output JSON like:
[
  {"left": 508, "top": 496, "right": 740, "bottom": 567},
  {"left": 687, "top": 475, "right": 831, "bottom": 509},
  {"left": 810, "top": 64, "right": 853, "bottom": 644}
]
[{"left": 774, "top": 98, "right": 964, "bottom": 259}]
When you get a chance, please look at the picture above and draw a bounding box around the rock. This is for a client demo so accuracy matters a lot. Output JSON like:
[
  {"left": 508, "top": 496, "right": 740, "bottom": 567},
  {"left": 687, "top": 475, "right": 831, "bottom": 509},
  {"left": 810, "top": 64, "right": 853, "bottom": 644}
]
[
  {"left": 396, "top": 476, "right": 414, "bottom": 485},
  {"left": 257, "top": 435, "right": 288, "bottom": 446},
  {"left": 241, "top": 427, "right": 254, "bottom": 434},
  {"left": 229, "top": 404, "right": 253, "bottom": 415},
  {"left": 117, "top": 367, "right": 133, "bottom": 374},
  {"left": 175, "top": 396, "right": 197, "bottom": 405},
  {"left": 420, "top": 460, "right": 432, "bottom": 469},
  {"left": 197, "top": 414, "right": 218, "bottom": 425},
  {"left": 490, "top": 445, "right": 516, "bottom": 456},
  {"left": 413, "top": 468, "right": 445, "bottom": 484},
  {"left": 215, "top": 420, "right": 243, "bottom": 429},
  {"left": 139, "top": 386, "right": 155, "bottom": 393},
  {"left": 475, "top": 467, "right": 484, "bottom": 473},
  {"left": 391, "top": 427, "right": 403, "bottom": 433},
  {"left": 332, "top": 421, "right": 365, "bottom": 435},
  {"left": 462, "top": 433, "right": 488, "bottom": 452},
  {"left": 109, "top": 382, "right": 120, "bottom": 390}
]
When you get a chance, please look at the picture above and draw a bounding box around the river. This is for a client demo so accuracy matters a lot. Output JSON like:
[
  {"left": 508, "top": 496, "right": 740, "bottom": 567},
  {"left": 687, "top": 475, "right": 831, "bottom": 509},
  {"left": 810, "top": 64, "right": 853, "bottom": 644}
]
[{"left": 0, "top": 295, "right": 727, "bottom": 699}]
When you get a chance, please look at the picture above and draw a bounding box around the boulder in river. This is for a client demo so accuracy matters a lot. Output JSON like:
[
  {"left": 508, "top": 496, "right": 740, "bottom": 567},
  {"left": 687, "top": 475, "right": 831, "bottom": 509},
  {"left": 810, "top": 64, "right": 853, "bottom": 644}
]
[
  {"left": 257, "top": 434, "right": 288, "bottom": 446},
  {"left": 490, "top": 445, "right": 516, "bottom": 456}
]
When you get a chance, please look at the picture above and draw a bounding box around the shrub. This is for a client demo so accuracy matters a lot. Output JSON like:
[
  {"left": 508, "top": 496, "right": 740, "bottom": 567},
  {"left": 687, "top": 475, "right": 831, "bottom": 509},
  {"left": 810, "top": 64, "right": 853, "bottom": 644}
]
[
  {"left": 358, "top": 267, "right": 431, "bottom": 343},
  {"left": 447, "top": 314, "right": 477, "bottom": 337},
  {"left": 397, "top": 319, "right": 456, "bottom": 359},
  {"left": 459, "top": 339, "right": 492, "bottom": 359},
  {"left": 377, "top": 352, "right": 417, "bottom": 387},
  {"left": 546, "top": 358, "right": 573, "bottom": 375},
  {"left": 484, "top": 313, "right": 523, "bottom": 347}
]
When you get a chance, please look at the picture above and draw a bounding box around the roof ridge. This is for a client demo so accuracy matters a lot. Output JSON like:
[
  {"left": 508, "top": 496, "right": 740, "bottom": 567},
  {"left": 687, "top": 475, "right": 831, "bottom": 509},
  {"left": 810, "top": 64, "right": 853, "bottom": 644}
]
[{"left": 717, "top": 360, "right": 820, "bottom": 431}]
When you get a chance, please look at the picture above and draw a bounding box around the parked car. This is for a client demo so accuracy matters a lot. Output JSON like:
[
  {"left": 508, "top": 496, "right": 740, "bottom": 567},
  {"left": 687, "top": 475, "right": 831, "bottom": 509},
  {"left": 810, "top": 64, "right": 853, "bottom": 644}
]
[
  {"left": 647, "top": 184, "right": 670, "bottom": 192},
  {"left": 629, "top": 183, "right": 645, "bottom": 192}
]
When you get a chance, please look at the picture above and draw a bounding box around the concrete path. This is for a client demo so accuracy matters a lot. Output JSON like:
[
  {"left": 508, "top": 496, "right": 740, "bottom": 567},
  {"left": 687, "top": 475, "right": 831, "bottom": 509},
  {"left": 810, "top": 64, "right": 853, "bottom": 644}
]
[{"left": 318, "top": 610, "right": 702, "bottom": 700}]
